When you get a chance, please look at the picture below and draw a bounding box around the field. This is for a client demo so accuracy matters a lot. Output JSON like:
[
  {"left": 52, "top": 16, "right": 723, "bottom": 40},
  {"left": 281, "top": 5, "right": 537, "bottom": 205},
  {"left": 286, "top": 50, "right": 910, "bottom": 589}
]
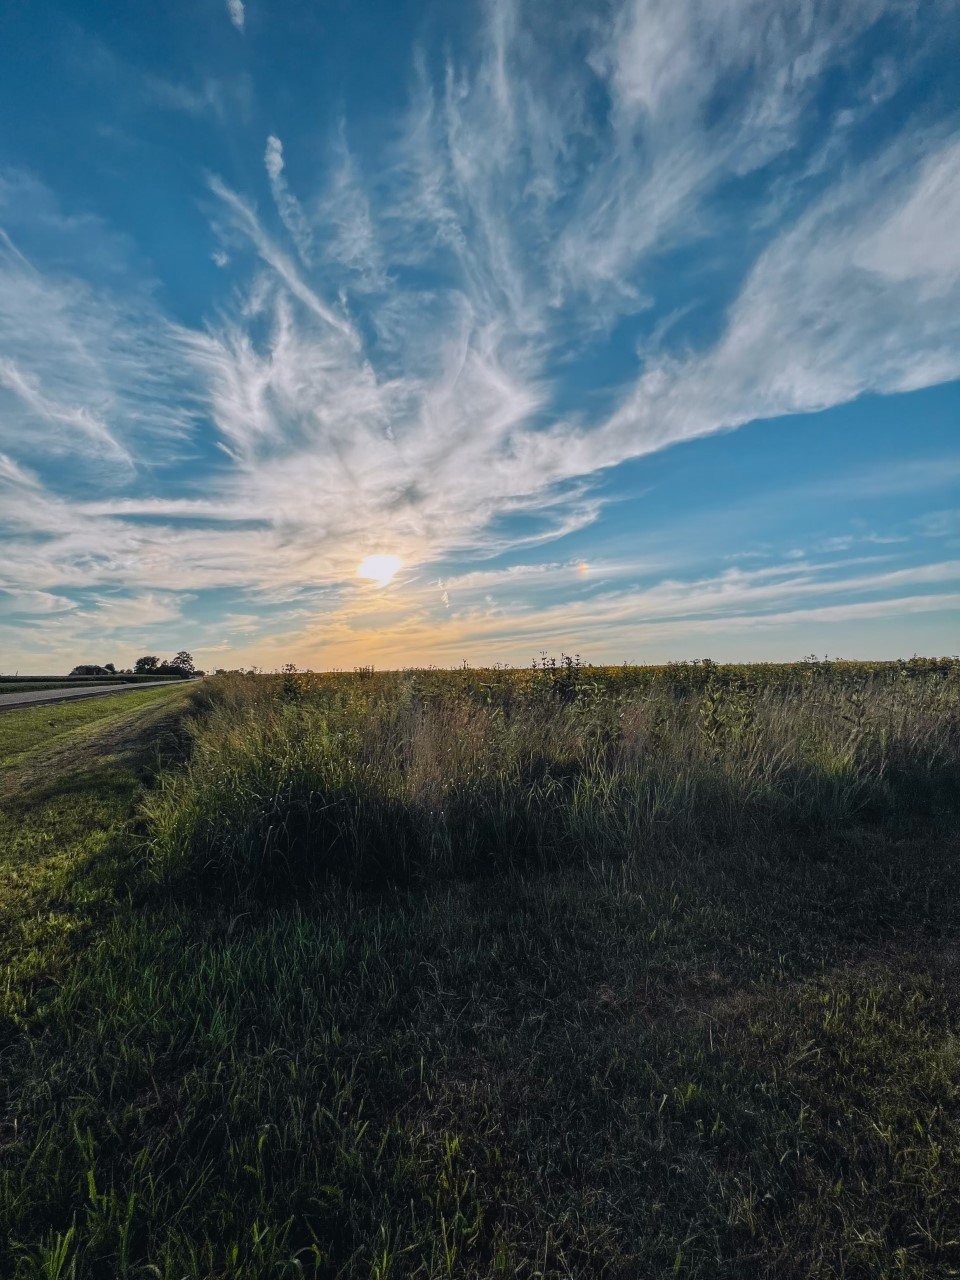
[{"left": 1, "top": 658, "right": 959, "bottom": 1278}]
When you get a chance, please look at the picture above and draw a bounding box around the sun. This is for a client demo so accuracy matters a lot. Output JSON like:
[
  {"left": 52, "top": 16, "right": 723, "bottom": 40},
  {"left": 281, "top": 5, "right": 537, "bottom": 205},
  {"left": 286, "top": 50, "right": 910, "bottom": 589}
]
[{"left": 357, "top": 554, "right": 403, "bottom": 587}]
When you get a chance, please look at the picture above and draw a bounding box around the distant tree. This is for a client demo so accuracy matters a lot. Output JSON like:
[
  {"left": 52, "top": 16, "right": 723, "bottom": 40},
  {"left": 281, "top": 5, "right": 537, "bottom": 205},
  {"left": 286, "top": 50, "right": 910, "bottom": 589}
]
[
  {"left": 170, "top": 650, "right": 195, "bottom": 674},
  {"left": 104, "top": 663, "right": 116, "bottom": 674},
  {"left": 134, "top": 655, "right": 160, "bottom": 673}
]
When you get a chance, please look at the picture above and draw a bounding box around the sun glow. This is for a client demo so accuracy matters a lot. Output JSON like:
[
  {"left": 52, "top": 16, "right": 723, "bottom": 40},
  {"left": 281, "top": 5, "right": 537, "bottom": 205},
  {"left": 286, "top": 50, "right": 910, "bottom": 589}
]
[{"left": 357, "top": 554, "right": 403, "bottom": 587}]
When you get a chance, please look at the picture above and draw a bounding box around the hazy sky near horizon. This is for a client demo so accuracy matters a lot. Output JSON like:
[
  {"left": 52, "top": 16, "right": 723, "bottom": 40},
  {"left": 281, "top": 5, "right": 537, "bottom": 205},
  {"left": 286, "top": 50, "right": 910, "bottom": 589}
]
[{"left": 0, "top": 0, "right": 958, "bottom": 671}]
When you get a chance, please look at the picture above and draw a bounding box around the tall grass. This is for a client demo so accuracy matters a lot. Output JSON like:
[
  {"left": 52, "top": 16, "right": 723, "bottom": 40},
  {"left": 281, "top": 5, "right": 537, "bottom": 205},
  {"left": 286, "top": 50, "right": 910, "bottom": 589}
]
[{"left": 144, "top": 662, "right": 960, "bottom": 892}]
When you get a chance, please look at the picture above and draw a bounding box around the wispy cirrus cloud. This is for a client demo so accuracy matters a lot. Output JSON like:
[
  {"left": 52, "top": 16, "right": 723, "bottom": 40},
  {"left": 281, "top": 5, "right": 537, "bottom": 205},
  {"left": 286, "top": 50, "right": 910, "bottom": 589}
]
[
  {"left": 575, "top": 133, "right": 960, "bottom": 473},
  {"left": 0, "top": 356, "right": 131, "bottom": 466},
  {"left": 264, "top": 135, "right": 314, "bottom": 267},
  {"left": 208, "top": 175, "right": 356, "bottom": 340},
  {"left": 233, "top": 554, "right": 960, "bottom": 670},
  {"left": 2, "top": 0, "right": 959, "bottom": 668},
  {"left": 315, "top": 128, "right": 385, "bottom": 289},
  {"left": 0, "top": 173, "right": 200, "bottom": 486}
]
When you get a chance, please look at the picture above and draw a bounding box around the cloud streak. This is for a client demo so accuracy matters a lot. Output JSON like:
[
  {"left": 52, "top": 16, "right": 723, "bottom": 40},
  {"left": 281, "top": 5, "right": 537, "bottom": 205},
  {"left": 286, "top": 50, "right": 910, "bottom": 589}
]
[
  {"left": 264, "top": 135, "right": 314, "bottom": 267},
  {"left": 241, "top": 555, "right": 960, "bottom": 670}
]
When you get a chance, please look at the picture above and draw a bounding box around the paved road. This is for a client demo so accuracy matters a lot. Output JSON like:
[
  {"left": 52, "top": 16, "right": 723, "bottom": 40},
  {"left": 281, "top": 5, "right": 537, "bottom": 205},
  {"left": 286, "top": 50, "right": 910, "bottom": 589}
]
[{"left": 0, "top": 680, "right": 186, "bottom": 712}]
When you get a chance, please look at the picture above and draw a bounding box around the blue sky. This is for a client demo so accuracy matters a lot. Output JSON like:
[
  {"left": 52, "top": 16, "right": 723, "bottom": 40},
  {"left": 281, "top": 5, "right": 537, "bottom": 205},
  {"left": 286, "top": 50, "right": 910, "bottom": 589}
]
[{"left": 0, "top": 0, "right": 958, "bottom": 671}]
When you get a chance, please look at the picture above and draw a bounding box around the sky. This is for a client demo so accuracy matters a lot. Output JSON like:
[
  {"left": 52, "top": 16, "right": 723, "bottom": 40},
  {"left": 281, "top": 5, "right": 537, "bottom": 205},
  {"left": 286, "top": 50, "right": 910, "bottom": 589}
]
[{"left": 0, "top": 0, "right": 958, "bottom": 672}]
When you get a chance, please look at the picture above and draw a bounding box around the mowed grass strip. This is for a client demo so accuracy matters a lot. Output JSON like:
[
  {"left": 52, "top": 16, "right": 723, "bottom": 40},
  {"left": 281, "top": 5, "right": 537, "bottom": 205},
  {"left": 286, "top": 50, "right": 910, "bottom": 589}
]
[
  {"left": 1, "top": 663, "right": 959, "bottom": 1278},
  {"left": 0, "top": 683, "right": 190, "bottom": 768},
  {"left": 0, "top": 683, "right": 195, "bottom": 1042}
]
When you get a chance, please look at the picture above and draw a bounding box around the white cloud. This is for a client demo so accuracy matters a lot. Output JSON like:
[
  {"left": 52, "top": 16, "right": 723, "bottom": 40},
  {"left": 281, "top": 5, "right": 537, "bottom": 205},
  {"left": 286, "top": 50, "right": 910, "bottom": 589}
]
[
  {"left": 0, "top": 589, "right": 76, "bottom": 616},
  {"left": 580, "top": 134, "right": 960, "bottom": 473},
  {"left": 854, "top": 140, "right": 960, "bottom": 289},
  {"left": 0, "top": 357, "right": 132, "bottom": 465},
  {"left": 316, "top": 129, "right": 385, "bottom": 288},
  {"left": 264, "top": 135, "right": 315, "bottom": 267},
  {"left": 0, "top": 174, "right": 200, "bottom": 482},
  {"left": 209, "top": 175, "right": 354, "bottom": 340},
  {"left": 226, "top": 0, "right": 245, "bottom": 33},
  {"left": 551, "top": 0, "right": 909, "bottom": 309},
  {"left": 76, "top": 592, "right": 185, "bottom": 631}
]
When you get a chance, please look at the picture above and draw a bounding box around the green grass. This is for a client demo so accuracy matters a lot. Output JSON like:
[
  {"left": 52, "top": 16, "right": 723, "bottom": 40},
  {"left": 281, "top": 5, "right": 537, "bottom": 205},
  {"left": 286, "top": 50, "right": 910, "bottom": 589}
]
[
  {"left": 0, "top": 684, "right": 192, "bottom": 962},
  {"left": 0, "top": 684, "right": 190, "bottom": 766},
  {"left": 1, "top": 662, "right": 959, "bottom": 1278}
]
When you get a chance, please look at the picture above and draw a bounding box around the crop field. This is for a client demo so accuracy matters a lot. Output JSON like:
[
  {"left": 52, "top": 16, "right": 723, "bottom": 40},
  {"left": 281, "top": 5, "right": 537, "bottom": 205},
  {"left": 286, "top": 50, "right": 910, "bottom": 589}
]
[{"left": 1, "top": 658, "right": 959, "bottom": 1278}]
